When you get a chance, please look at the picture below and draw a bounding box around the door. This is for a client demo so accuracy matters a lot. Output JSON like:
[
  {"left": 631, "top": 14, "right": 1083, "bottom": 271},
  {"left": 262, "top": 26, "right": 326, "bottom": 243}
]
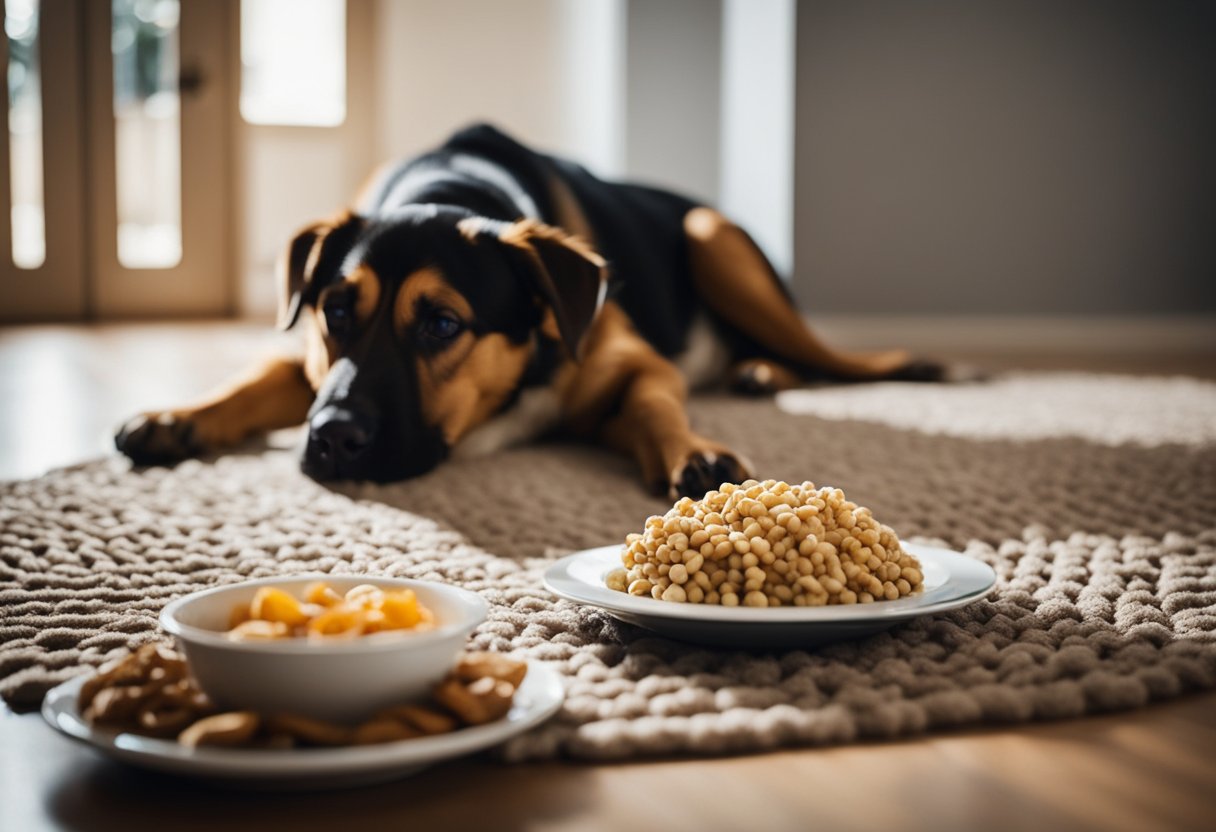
[{"left": 0, "top": 0, "right": 233, "bottom": 322}]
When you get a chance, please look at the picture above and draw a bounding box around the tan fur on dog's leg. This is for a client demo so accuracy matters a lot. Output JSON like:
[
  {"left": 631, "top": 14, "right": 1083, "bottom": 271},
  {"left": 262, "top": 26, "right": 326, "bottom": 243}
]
[
  {"left": 600, "top": 415, "right": 666, "bottom": 493},
  {"left": 115, "top": 357, "right": 315, "bottom": 464},
  {"left": 560, "top": 302, "right": 751, "bottom": 498},
  {"left": 684, "top": 207, "right": 912, "bottom": 379},
  {"left": 603, "top": 396, "right": 748, "bottom": 499}
]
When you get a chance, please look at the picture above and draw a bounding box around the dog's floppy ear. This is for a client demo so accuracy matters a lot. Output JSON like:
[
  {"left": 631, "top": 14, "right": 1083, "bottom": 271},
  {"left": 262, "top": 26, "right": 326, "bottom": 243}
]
[
  {"left": 460, "top": 217, "right": 608, "bottom": 359},
  {"left": 277, "top": 212, "right": 364, "bottom": 331}
]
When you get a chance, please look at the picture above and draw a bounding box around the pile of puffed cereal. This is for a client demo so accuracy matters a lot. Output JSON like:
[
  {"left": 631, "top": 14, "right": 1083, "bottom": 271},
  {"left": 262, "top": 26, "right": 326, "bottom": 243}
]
[{"left": 606, "top": 480, "right": 923, "bottom": 607}]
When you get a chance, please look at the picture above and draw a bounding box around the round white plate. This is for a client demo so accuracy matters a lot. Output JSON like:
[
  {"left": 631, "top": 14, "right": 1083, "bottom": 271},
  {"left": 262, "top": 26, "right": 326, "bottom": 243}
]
[
  {"left": 544, "top": 542, "right": 996, "bottom": 648},
  {"left": 41, "top": 660, "right": 563, "bottom": 789}
]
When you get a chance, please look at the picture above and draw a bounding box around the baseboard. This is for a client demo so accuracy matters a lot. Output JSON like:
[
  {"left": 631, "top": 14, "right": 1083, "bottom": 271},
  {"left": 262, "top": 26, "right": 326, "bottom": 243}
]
[
  {"left": 805, "top": 315, "right": 1216, "bottom": 355},
  {"left": 169, "top": 312, "right": 1216, "bottom": 356}
]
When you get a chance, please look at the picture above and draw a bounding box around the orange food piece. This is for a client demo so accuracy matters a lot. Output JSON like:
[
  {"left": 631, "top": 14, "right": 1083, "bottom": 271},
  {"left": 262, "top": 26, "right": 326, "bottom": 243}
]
[
  {"left": 379, "top": 590, "right": 421, "bottom": 628},
  {"left": 307, "top": 605, "right": 365, "bottom": 638},
  {"left": 304, "top": 581, "right": 344, "bottom": 607},
  {"left": 250, "top": 587, "right": 310, "bottom": 626}
]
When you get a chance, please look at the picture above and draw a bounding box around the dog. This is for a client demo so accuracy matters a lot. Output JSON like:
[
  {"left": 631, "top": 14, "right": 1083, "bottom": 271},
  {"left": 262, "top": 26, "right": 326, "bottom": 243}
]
[{"left": 115, "top": 124, "right": 937, "bottom": 498}]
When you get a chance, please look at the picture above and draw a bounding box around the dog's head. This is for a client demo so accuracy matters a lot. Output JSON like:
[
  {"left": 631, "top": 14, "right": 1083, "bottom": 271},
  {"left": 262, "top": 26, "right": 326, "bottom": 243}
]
[{"left": 278, "top": 205, "right": 606, "bottom": 481}]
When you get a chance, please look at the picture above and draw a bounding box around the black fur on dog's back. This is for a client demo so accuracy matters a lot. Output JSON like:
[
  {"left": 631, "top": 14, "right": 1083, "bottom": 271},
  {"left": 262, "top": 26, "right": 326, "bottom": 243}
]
[{"left": 360, "top": 123, "right": 707, "bottom": 359}]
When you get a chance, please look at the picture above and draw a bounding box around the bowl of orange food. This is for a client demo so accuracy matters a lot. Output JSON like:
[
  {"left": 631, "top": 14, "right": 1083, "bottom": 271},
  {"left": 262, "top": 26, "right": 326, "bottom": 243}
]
[{"left": 160, "top": 575, "right": 488, "bottom": 722}]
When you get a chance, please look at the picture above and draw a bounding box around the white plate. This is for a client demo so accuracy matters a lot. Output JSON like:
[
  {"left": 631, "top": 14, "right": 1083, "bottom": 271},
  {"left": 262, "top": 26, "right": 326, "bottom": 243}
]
[
  {"left": 544, "top": 542, "right": 996, "bottom": 648},
  {"left": 41, "top": 660, "right": 563, "bottom": 789}
]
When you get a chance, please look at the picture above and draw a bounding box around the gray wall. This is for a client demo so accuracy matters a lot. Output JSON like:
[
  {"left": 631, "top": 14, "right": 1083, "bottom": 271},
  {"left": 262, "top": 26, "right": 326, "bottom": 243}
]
[
  {"left": 793, "top": 0, "right": 1216, "bottom": 315},
  {"left": 624, "top": 0, "right": 722, "bottom": 204}
]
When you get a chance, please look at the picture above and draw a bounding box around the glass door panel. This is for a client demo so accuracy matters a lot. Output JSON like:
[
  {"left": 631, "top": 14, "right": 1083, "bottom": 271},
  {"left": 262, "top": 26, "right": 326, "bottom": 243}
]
[
  {"left": 6, "top": 0, "right": 44, "bottom": 269},
  {"left": 85, "top": 0, "right": 231, "bottom": 318},
  {"left": 112, "top": 0, "right": 183, "bottom": 269},
  {"left": 0, "top": 0, "right": 87, "bottom": 320}
]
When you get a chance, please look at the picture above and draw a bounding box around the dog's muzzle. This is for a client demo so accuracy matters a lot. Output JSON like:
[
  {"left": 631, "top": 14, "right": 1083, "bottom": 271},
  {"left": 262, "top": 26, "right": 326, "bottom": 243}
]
[{"left": 303, "top": 404, "right": 378, "bottom": 479}]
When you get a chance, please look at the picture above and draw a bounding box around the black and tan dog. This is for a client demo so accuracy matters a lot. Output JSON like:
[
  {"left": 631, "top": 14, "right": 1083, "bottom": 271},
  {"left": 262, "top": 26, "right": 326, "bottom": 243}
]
[{"left": 116, "top": 124, "right": 936, "bottom": 498}]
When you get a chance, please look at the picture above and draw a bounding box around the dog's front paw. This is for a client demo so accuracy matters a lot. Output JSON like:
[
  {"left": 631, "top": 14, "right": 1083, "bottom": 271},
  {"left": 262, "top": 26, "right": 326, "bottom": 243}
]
[
  {"left": 669, "top": 446, "right": 752, "bottom": 501},
  {"left": 115, "top": 412, "right": 202, "bottom": 466}
]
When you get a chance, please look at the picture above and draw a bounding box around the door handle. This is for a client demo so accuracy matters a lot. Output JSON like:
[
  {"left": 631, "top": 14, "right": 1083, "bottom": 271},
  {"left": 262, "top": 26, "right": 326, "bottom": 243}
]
[{"left": 178, "top": 65, "right": 206, "bottom": 97}]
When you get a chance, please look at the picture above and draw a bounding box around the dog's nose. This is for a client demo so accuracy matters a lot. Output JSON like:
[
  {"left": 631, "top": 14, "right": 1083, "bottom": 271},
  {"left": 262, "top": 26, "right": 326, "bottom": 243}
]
[{"left": 307, "top": 405, "right": 375, "bottom": 466}]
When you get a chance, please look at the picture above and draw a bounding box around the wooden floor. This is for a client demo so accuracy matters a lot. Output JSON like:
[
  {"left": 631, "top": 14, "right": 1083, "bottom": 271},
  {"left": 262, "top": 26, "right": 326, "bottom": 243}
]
[{"left": 1, "top": 321, "right": 1214, "bottom": 832}]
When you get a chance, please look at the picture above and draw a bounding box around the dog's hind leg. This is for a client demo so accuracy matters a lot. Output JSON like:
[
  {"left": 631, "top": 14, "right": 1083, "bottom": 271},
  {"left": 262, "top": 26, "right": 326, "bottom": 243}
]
[
  {"left": 730, "top": 358, "right": 805, "bottom": 396},
  {"left": 684, "top": 207, "right": 939, "bottom": 382},
  {"left": 115, "top": 357, "right": 315, "bottom": 465}
]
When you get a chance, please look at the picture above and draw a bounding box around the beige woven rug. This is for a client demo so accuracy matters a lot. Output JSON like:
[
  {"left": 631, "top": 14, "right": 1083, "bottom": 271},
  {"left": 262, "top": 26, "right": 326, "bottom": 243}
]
[{"left": 2, "top": 373, "right": 1214, "bottom": 760}]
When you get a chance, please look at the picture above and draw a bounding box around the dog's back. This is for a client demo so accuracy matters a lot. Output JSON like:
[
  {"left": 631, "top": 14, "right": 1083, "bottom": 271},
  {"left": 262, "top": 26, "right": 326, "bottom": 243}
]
[{"left": 359, "top": 124, "right": 708, "bottom": 358}]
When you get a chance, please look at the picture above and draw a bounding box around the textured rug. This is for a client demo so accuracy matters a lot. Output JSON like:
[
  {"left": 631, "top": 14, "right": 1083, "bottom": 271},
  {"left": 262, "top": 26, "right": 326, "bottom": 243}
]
[{"left": 2, "top": 373, "right": 1214, "bottom": 760}]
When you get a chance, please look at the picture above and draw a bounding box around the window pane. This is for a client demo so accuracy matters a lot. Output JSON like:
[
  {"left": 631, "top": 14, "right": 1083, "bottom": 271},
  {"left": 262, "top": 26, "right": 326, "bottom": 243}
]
[
  {"left": 6, "top": 0, "right": 44, "bottom": 269},
  {"left": 112, "top": 0, "right": 181, "bottom": 268},
  {"left": 240, "top": 0, "right": 345, "bottom": 127}
]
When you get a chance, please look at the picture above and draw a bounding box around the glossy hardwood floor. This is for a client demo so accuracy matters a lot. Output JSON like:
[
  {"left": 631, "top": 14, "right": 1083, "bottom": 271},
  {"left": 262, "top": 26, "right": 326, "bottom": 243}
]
[{"left": 1, "top": 321, "right": 1214, "bottom": 832}]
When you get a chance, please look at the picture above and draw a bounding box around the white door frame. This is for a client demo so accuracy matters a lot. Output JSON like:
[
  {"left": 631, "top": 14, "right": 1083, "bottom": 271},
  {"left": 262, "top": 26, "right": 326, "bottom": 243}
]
[{"left": 0, "top": 0, "right": 89, "bottom": 321}]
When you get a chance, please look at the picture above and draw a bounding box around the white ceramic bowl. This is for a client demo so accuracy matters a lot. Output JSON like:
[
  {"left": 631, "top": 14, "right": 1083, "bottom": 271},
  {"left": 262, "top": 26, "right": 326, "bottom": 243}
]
[{"left": 160, "top": 574, "right": 488, "bottom": 723}]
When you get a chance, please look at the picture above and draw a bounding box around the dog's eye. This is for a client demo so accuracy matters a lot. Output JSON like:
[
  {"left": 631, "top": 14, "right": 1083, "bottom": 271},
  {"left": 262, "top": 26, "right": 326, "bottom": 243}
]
[
  {"left": 423, "top": 312, "right": 463, "bottom": 341},
  {"left": 323, "top": 299, "right": 353, "bottom": 338}
]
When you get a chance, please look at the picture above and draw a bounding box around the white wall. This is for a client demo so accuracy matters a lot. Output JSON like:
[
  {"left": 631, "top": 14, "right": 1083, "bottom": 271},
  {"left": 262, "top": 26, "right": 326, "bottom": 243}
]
[
  {"left": 373, "top": 0, "right": 623, "bottom": 171},
  {"left": 238, "top": 133, "right": 367, "bottom": 315},
  {"left": 719, "top": 0, "right": 794, "bottom": 279},
  {"left": 236, "top": 0, "right": 377, "bottom": 317},
  {"left": 557, "top": 0, "right": 626, "bottom": 178}
]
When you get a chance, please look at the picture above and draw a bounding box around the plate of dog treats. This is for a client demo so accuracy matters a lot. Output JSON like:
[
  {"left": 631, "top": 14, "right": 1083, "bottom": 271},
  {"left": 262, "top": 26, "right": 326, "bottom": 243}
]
[
  {"left": 41, "top": 576, "right": 563, "bottom": 788},
  {"left": 545, "top": 480, "right": 996, "bottom": 648}
]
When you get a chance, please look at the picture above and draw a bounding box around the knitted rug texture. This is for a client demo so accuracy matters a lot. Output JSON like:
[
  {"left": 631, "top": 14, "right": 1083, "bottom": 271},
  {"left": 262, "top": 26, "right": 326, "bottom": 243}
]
[{"left": 2, "top": 372, "right": 1214, "bottom": 760}]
